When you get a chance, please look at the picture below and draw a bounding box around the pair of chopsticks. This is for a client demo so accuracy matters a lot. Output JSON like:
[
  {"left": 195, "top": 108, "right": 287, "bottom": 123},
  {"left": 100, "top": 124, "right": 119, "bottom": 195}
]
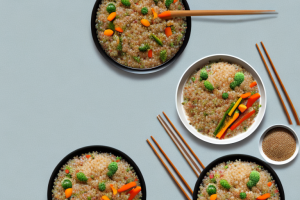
[
  {"left": 158, "top": 10, "right": 277, "bottom": 18},
  {"left": 256, "top": 42, "right": 300, "bottom": 125},
  {"left": 147, "top": 112, "right": 205, "bottom": 199}
]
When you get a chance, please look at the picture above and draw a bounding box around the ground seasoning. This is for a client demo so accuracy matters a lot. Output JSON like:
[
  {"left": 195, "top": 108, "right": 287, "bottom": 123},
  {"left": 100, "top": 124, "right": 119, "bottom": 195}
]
[{"left": 262, "top": 127, "right": 296, "bottom": 161}]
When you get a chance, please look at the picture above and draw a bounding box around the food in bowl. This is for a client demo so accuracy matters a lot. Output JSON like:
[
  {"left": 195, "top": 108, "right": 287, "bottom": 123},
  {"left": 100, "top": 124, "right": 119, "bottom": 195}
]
[
  {"left": 182, "top": 61, "right": 261, "bottom": 139},
  {"left": 262, "top": 127, "right": 296, "bottom": 162},
  {"left": 196, "top": 160, "right": 280, "bottom": 200},
  {"left": 95, "top": 0, "right": 187, "bottom": 69},
  {"left": 51, "top": 152, "right": 142, "bottom": 200}
]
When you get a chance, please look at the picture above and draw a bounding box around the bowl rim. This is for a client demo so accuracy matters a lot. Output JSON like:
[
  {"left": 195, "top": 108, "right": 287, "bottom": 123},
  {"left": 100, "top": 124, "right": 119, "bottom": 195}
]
[
  {"left": 47, "top": 145, "right": 146, "bottom": 200},
  {"left": 176, "top": 54, "right": 267, "bottom": 145},
  {"left": 259, "top": 124, "right": 299, "bottom": 165},
  {"left": 192, "top": 154, "right": 285, "bottom": 200},
  {"left": 90, "top": 0, "right": 191, "bottom": 74}
]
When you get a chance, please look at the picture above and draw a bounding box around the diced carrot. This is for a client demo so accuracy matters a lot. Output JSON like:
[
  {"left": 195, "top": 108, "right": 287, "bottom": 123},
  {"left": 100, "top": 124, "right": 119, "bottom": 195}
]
[
  {"left": 241, "top": 92, "right": 251, "bottom": 99},
  {"left": 86, "top": 155, "right": 91, "bottom": 158},
  {"left": 173, "top": 0, "right": 178, "bottom": 2},
  {"left": 165, "top": 27, "right": 172, "bottom": 37},
  {"left": 148, "top": 49, "right": 153, "bottom": 58},
  {"left": 104, "top": 29, "right": 114, "bottom": 36},
  {"left": 140, "top": 19, "right": 150, "bottom": 27},
  {"left": 250, "top": 81, "right": 257, "bottom": 88},
  {"left": 110, "top": 184, "right": 118, "bottom": 195},
  {"left": 210, "top": 194, "right": 217, "bottom": 200},
  {"left": 256, "top": 193, "right": 271, "bottom": 199},
  {"left": 115, "top": 27, "right": 123, "bottom": 33},
  {"left": 116, "top": 159, "right": 120, "bottom": 162},
  {"left": 238, "top": 104, "right": 247, "bottom": 113},
  {"left": 246, "top": 93, "right": 260, "bottom": 108},
  {"left": 216, "top": 111, "right": 239, "bottom": 138},
  {"left": 65, "top": 188, "right": 72, "bottom": 198},
  {"left": 102, "top": 196, "right": 110, "bottom": 200},
  {"left": 230, "top": 110, "right": 256, "bottom": 130},
  {"left": 134, "top": 178, "right": 138, "bottom": 182},
  {"left": 128, "top": 186, "right": 141, "bottom": 200},
  {"left": 267, "top": 182, "right": 272, "bottom": 187},
  {"left": 117, "top": 182, "right": 137, "bottom": 193},
  {"left": 65, "top": 169, "right": 69, "bottom": 174},
  {"left": 107, "top": 12, "right": 116, "bottom": 21},
  {"left": 151, "top": 8, "right": 158, "bottom": 19}
]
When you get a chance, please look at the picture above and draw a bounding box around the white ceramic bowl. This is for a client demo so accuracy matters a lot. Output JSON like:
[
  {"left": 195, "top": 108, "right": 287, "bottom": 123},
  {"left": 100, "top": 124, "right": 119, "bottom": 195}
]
[
  {"left": 176, "top": 54, "right": 266, "bottom": 145},
  {"left": 259, "top": 124, "right": 299, "bottom": 165}
]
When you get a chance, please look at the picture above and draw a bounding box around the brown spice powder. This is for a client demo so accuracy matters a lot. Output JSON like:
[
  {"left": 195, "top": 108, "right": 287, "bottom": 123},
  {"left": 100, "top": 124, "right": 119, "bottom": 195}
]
[{"left": 262, "top": 127, "right": 296, "bottom": 161}]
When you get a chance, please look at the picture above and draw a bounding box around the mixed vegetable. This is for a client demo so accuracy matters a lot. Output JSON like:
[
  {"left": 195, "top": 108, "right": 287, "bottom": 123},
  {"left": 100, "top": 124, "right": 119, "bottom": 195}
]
[{"left": 212, "top": 76, "right": 260, "bottom": 139}]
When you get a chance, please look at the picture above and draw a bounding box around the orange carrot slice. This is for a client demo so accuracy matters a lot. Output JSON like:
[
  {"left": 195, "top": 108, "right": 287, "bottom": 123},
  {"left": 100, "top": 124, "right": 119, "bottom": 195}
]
[
  {"left": 104, "top": 29, "right": 114, "bottom": 36},
  {"left": 230, "top": 110, "right": 255, "bottom": 130},
  {"left": 250, "top": 81, "right": 257, "bottom": 88},
  {"left": 238, "top": 104, "right": 247, "bottom": 113},
  {"left": 141, "top": 19, "right": 150, "bottom": 27},
  {"left": 246, "top": 93, "right": 260, "bottom": 108},
  {"left": 241, "top": 92, "right": 251, "bottom": 99},
  {"left": 65, "top": 188, "right": 72, "bottom": 198},
  {"left": 141, "top": 19, "right": 150, "bottom": 26},
  {"left": 107, "top": 12, "right": 116, "bottom": 21},
  {"left": 117, "top": 182, "right": 137, "bottom": 193},
  {"left": 148, "top": 49, "right": 153, "bottom": 58},
  {"left": 210, "top": 194, "right": 217, "bottom": 200},
  {"left": 267, "top": 182, "right": 272, "bottom": 187},
  {"left": 158, "top": 11, "right": 171, "bottom": 18},
  {"left": 110, "top": 184, "right": 118, "bottom": 195},
  {"left": 216, "top": 111, "right": 239, "bottom": 138},
  {"left": 257, "top": 193, "right": 271, "bottom": 199},
  {"left": 173, "top": 0, "right": 178, "bottom": 2},
  {"left": 165, "top": 27, "right": 172, "bottom": 37},
  {"left": 151, "top": 8, "right": 158, "bottom": 19},
  {"left": 128, "top": 186, "right": 141, "bottom": 200},
  {"left": 115, "top": 27, "right": 123, "bottom": 32},
  {"left": 102, "top": 196, "right": 110, "bottom": 200}
]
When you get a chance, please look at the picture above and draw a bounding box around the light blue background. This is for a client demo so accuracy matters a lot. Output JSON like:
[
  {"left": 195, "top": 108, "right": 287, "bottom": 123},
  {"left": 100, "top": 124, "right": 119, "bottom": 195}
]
[{"left": 0, "top": 0, "right": 299, "bottom": 199}]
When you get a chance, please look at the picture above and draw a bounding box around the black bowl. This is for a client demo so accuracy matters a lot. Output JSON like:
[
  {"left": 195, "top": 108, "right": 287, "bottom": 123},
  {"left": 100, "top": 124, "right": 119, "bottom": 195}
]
[
  {"left": 91, "top": 0, "right": 191, "bottom": 74},
  {"left": 193, "top": 154, "right": 284, "bottom": 200},
  {"left": 47, "top": 145, "right": 146, "bottom": 200}
]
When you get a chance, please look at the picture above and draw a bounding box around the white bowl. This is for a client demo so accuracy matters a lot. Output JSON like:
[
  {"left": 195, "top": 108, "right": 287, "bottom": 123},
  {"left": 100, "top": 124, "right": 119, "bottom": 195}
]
[
  {"left": 259, "top": 124, "right": 299, "bottom": 165},
  {"left": 176, "top": 54, "right": 266, "bottom": 145}
]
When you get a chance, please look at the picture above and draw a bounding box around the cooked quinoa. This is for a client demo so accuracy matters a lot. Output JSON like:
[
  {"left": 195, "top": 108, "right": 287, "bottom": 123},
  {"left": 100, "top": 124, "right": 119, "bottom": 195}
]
[
  {"left": 197, "top": 160, "right": 280, "bottom": 200},
  {"left": 183, "top": 61, "right": 260, "bottom": 139},
  {"left": 52, "top": 152, "right": 142, "bottom": 200},
  {"left": 95, "top": 0, "right": 187, "bottom": 68}
]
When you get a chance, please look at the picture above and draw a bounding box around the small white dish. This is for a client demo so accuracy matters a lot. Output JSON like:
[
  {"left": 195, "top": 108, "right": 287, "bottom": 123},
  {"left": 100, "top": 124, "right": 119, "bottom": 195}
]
[
  {"left": 259, "top": 124, "right": 299, "bottom": 165},
  {"left": 176, "top": 54, "right": 267, "bottom": 145}
]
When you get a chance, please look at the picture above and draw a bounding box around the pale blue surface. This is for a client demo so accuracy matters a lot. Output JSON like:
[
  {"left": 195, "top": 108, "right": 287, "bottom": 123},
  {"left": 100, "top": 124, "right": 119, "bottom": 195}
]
[{"left": 0, "top": 0, "right": 299, "bottom": 199}]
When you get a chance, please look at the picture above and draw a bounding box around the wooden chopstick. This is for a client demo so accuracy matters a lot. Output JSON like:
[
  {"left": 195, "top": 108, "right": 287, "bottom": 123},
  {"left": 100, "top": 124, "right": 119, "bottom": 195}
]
[
  {"left": 157, "top": 115, "right": 201, "bottom": 176},
  {"left": 260, "top": 42, "right": 300, "bottom": 125},
  {"left": 158, "top": 10, "right": 277, "bottom": 18},
  {"left": 147, "top": 139, "right": 191, "bottom": 200},
  {"left": 256, "top": 44, "right": 293, "bottom": 124},
  {"left": 151, "top": 136, "right": 193, "bottom": 194},
  {"left": 162, "top": 112, "right": 205, "bottom": 169}
]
